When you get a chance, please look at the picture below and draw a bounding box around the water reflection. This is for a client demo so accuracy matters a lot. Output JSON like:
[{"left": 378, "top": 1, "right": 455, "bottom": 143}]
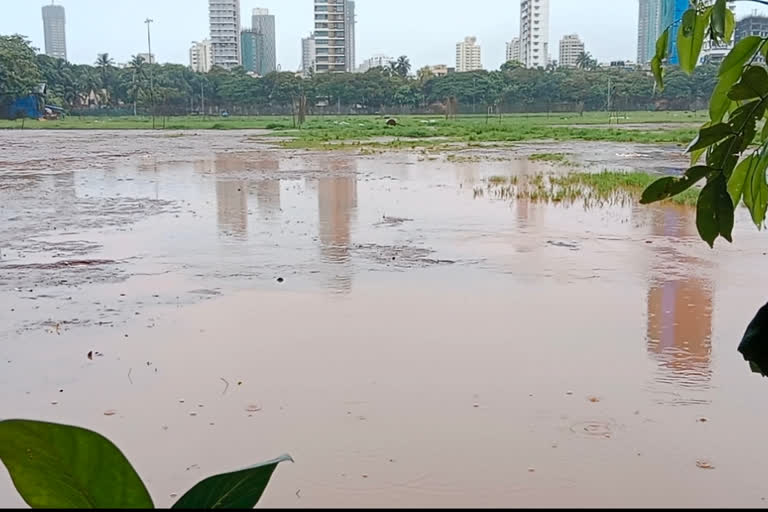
[
  {"left": 250, "top": 158, "right": 282, "bottom": 219},
  {"left": 214, "top": 156, "right": 248, "bottom": 239},
  {"left": 317, "top": 159, "right": 358, "bottom": 293},
  {"left": 645, "top": 205, "right": 713, "bottom": 401}
]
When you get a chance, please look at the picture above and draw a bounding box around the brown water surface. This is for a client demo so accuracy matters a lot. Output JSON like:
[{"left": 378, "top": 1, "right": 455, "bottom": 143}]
[{"left": 1, "top": 131, "right": 767, "bottom": 508}]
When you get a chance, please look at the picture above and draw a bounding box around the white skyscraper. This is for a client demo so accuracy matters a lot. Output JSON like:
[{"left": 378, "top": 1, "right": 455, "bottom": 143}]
[
  {"left": 301, "top": 33, "right": 316, "bottom": 75},
  {"left": 209, "top": 0, "right": 241, "bottom": 70},
  {"left": 456, "top": 36, "right": 482, "bottom": 72},
  {"left": 506, "top": 37, "right": 521, "bottom": 64},
  {"left": 637, "top": 0, "right": 661, "bottom": 66},
  {"left": 520, "top": 0, "right": 550, "bottom": 68},
  {"left": 42, "top": 3, "right": 67, "bottom": 61},
  {"left": 314, "top": 0, "right": 348, "bottom": 73},
  {"left": 190, "top": 40, "right": 213, "bottom": 73},
  {"left": 559, "top": 34, "right": 584, "bottom": 68}
]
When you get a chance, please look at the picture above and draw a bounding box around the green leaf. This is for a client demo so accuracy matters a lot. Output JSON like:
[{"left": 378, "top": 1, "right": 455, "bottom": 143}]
[
  {"left": 172, "top": 455, "right": 293, "bottom": 509},
  {"left": 719, "top": 36, "right": 763, "bottom": 78},
  {"left": 729, "top": 154, "right": 755, "bottom": 206},
  {"left": 761, "top": 116, "right": 768, "bottom": 143},
  {"left": 728, "top": 66, "right": 768, "bottom": 101},
  {"left": 697, "top": 175, "right": 735, "bottom": 247},
  {"left": 710, "top": 66, "right": 740, "bottom": 123},
  {"left": 710, "top": 0, "right": 727, "bottom": 42},
  {"left": 652, "top": 28, "right": 670, "bottom": 90},
  {"left": 691, "top": 146, "right": 707, "bottom": 166},
  {"left": 707, "top": 137, "right": 741, "bottom": 177},
  {"left": 640, "top": 166, "right": 712, "bottom": 205},
  {"left": 742, "top": 146, "right": 768, "bottom": 228},
  {"left": 687, "top": 122, "right": 733, "bottom": 153},
  {"left": 0, "top": 420, "right": 153, "bottom": 509},
  {"left": 678, "top": 9, "right": 710, "bottom": 74},
  {"left": 724, "top": 8, "right": 736, "bottom": 43}
]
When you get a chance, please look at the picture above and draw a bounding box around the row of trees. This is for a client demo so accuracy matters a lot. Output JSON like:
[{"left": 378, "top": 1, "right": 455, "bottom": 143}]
[{"left": 2, "top": 34, "right": 719, "bottom": 117}]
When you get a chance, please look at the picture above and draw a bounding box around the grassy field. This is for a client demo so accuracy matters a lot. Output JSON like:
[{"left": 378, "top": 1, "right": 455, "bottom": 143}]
[{"left": 0, "top": 112, "right": 704, "bottom": 148}]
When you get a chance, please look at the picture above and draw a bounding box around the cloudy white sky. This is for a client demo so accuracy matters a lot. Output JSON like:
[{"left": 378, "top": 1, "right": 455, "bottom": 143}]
[{"left": 4, "top": 0, "right": 768, "bottom": 70}]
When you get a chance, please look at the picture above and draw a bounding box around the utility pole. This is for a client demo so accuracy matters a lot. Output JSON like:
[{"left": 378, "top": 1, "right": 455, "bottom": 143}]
[
  {"left": 201, "top": 81, "right": 205, "bottom": 117},
  {"left": 145, "top": 18, "right": 156, "bottom": 129}
]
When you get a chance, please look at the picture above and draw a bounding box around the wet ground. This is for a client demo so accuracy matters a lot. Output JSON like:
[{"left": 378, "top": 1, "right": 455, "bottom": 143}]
[{"left": 2, "top": 130, "right": 768, "bottom": 507}]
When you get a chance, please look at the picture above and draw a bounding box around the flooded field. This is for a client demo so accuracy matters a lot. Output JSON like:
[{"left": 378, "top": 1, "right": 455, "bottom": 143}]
[{"left": 2, "top": 130, "right": 768, "bottom": 508}]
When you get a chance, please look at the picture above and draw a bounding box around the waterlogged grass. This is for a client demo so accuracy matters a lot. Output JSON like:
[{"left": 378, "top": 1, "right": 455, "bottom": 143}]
[
  {"left": 529, "top": 152, "right": 568, "bottom": 162},
  {"left": 481, "top": 171, "right": 700, "bottom": 207},
  {"left": 0, "top": 116, "right": 291, "bottom": 130}
]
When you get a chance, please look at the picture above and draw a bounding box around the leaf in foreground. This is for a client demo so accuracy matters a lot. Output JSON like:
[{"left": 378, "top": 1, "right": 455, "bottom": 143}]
[
  {"left": 696, "top": 175, "right": 734, "bottom": 247},
  {"left": 172, "top": 454, "right": 293, "bottom": 509},
  {"left": 0, "top": 420, "right": 153, "bottom": 509}
]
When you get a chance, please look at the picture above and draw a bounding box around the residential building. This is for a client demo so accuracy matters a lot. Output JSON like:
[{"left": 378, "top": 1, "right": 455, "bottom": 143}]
[
  {"left": 42, "top": 3, "right": 67, "bottom": 61},
  {"left": 345, "top": 1, "right": 356, "bottom": 72},
  {"left": 505, "top": 37, "right": 521, "bottom": 63},
  {"left": 637, "top": 0, "right": 661, "bottom": 65},
  {"left": 314, "top": 0, "right": 348, "bottom": 73},
  {"left": 736, "top": 13, "right": 768, "bottom": 42},
  {"left": 559, "top": 34, "right": 584, "bottom": 68},
  {"left": 735, "top": 13, "right": 768, "bottom": 63},
  {"left": 358, "top": 54, "right": 395, "bottom": 73},
  {"left": 456, "top": 36, "right": 482, "bottom": 72},
  {"left": 520, "top": 0, "right": 550, "bottom": 68},
  {"left": 429, "top": 64, "right": 451, "bottom": 77},
  {"left": 301, "top": 33, "right": 316, "bottom": 75},
  {"left": 137, "top": 53, "right": 155, "bottom": 64},
  {"left": 190, "top": 40, "right": 213, "bottom": 73},
  {"left": 209, "top": 0, "right": 241, "bottom": 70},
  {"left": 660, "top": 0, "right": 689, "bottom": 65},
  {"left": 250, "top": 8, "right": 276, "bottom": 75}
]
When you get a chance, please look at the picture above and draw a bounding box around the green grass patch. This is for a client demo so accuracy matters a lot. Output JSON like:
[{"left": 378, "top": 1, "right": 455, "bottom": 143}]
[
  {"left": 482, "top": 171, "right": 699, "bottom": 207},
  {"left": 529, "top": 153, "right": 568, "bottom": 162}
]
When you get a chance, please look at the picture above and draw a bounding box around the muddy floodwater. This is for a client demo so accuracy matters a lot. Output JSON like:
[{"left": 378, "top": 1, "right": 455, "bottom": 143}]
[{"left": 2, "top": 130, "right": 768, "bottom": 508}]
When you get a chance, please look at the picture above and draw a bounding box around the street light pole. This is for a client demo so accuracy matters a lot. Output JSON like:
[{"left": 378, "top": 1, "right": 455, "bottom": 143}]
[{"left": 145, "top": 18, "right": 156, "bottom": 129}]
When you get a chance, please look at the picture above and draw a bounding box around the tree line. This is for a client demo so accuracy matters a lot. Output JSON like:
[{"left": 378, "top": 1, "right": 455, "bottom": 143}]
[{"left": 1, "top": 34, "right": 719, "bottom": 117}]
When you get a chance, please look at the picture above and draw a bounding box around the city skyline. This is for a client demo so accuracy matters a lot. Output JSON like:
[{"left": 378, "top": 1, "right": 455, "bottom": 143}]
[{"left": 4, "top": 0, "right": 768, "bottom": 72}]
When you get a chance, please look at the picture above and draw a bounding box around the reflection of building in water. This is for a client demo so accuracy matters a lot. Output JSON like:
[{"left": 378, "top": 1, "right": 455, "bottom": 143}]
[
  {"left": 317, "top": 159, "right": 358, "bottom": 292},
  {"left": 214, "top": 156, "right": 248, "bottom": 238},
  {"left": 645, "top": 205, "right": 713, "bottom": 387},
  {"left": 250, "top": 157, "right": 281, "bottom": 219}
]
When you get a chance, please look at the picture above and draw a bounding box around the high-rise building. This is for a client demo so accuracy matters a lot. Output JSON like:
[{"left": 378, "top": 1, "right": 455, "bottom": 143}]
[
  {"left": 313, "top": 0, "right": 347, "bottom": 73},
  {"left": 520, "top": 0, "right": 550, "bottom": 68},
  {"left": 559, "top": 34, "right": 584, "bottom": 68},
  {"left": 505, "top": 37, "right": 521, "bottom": 63},
  {"left": 301, "top": 33, "right": 316, "bottom": 75},
  {"left": 190, "top": 40, "right": 213, "bottom": 73},
  {"left": 42, "top": 3, "right": 67, "bottom": 61},
  {"left": 345, "top": 1, "right": 356, "bottom": 72},
  {"left": 660, "top": 0, "right": 690, "bottom": 65},
  {"left": 251, "top": 8, "right": 276, "bottom": 75},
  {"left": 637, "top": 0, "right": 661, "bottom": 65},
  {"left": 735, "top": 13, "right": 768, "bottom": 63},
  {"left": 209, "top": 0, "right": 241, "bottom": 70},
  {"left": 456, "top": 36, "right": 482, "bottom": 72}
]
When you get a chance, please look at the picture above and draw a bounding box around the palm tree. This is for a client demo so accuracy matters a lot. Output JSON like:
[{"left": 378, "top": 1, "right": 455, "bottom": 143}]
[
  {"left": 416, "top": 66, "right": 433, "bottom": 84},
  {"left": 95, "top": 53, "right": 115, "bottom": 106},
  {"left": 576, "top": 51, "right": 595, "bottom": 71},
  {"left": 395, "top": 55, "right": 411, "bottom": 78},
  {"left": 129, "top": 55, "right": 147, "bottom": 116}
]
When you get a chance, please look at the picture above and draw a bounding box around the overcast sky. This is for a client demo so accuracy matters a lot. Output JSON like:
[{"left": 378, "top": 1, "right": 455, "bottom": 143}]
[{"left": 4, "top": 0, "right": 767, "bottom": 71}]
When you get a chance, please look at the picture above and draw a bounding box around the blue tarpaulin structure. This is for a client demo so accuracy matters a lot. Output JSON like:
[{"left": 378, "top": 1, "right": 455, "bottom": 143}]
[{"left": 0, "top": 83, "right": 49, "bottom": 120}]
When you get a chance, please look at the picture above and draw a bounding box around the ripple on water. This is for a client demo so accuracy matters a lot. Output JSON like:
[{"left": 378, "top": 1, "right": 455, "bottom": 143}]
[{"left": 569, "top": 419, "right": 619, "bottom": 440}]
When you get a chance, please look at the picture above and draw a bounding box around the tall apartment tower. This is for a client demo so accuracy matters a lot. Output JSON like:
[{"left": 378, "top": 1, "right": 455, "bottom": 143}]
[
  {"left": 190, "top": 39, "right": 213, "bottom": 73},
  {"left": 559, "top": 34, "right": 584, "bottom": 68},
  {"left": 660, "top": 0, "right": 689, "bottom": 65},
  {"left": 313, "top": 0, "right": 347, "bottom": 73},
  {"left": 520, "top": 0, "right": 550, "bottom": 68},
  {"left": 506, "top": 37, "right": 521, "bottom": 63},
  {"left": 456, "top": 36, "right": 482, "bottom": 72},
  {"left": 42, "top": 3, "right": 67, "bottom": 61},
  {"left": 345, "top": 1, "right": 356, "bottom": 72},
  {"left": 251, "top": 8, "right": 276, "bottom": 75},
  {"left": 209, "top": 0, "right": 241, "bottom": 70},
  {"left": 301, "top": 33, "right": 316, "bottom": 75},
  {"left": 637, "top": 0, "right": 661, "bottom": 65}
]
